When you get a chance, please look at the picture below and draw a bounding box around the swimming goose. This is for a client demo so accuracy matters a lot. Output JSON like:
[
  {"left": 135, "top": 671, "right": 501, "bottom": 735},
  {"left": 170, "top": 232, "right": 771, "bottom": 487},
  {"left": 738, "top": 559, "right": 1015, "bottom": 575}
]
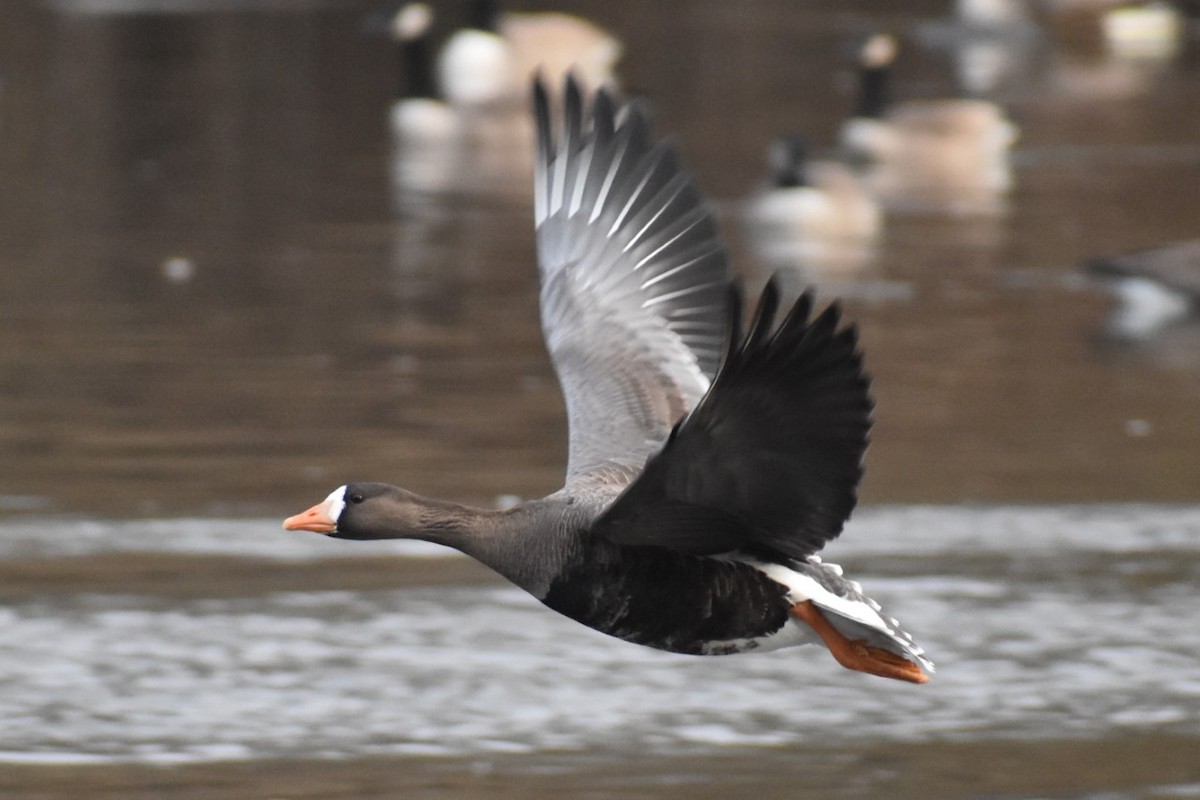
[
  {"left": 438, "top": 0, "right": 621, "bottom": 107},
  {"left": 497, "top": 8, "right": 621, "bottom": 94},
  {"left": 745, "top": 135, "right": 882, "bottom": 247},
  {"left": 387, "top": 3, "right": 534, "bottom": 199},
  {"left": 841, "top": 34, "right": 1018, "bottom": 214},
  {"left": 389, "top": 4, "right": 460, "bottom": 142},
  {"left": 285, "top": 77, "right": 933, "bottom": 684},
  {"left": 740, "top": 135, "right": 882, "bottom": 280},
  {"left": 436, "top": 0, "right": 515, "bottom": 107},
  {"left": 1086, "top": 240, "right": 1200, "bottom": 338}
]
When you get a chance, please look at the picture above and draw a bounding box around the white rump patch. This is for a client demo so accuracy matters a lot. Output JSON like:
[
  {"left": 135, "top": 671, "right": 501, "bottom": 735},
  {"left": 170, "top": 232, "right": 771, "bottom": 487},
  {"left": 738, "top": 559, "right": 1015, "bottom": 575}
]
[
  {"left": 748, "top": 558, "right": 935, "bottom": 672},
  {"left": 752, "top": 561, "right": 893, "bottom": 632}
]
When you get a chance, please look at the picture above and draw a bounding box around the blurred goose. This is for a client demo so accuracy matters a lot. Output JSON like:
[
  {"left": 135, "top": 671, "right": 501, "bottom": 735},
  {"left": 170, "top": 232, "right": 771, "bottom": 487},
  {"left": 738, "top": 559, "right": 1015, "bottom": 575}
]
[
  {"left": 387, "top": 4, "right": 464, "bottom": 197},
  {"left": 389, "top": 4, "right": 459, "bottom": 141},
  {"left": 436, "top": 0, "right": 514, "bottom": 107},
  {"left": 499, "top": 8, "right": 621, "bottom": 92},
  {"left": 1086, "top": 240, "right": 1200, "bottom": 338},
  {"left": 1102, "top": 1, "right": 1184, "bottom": 59},
  {"left": 914, "top": 0, "right": 1043, "bottom": 93},
  {"left": 747, "top": 135, "right": 882, "bottom": 244},
  {"left": 285, "top": 77, "right": 933, "bottom": 684},
  {"left": 841, "top": 34, "right": 1019, "bottom": 214},
  {"left": 388, "top": 3, "right": 535, "bottom": 199},
  {"left": 742, "top": 135, "right": 882, "bottom": 277},
  {"left": 438, "top": 0, "right": 620, "bottom": 107}
]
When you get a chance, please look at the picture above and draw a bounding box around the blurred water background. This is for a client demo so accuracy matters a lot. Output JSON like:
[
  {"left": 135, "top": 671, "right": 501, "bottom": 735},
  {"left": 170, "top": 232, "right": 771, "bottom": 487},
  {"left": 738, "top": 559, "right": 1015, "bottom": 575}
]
[{"left": 1, "top": 0, "right": 1199, "bottom": 797}]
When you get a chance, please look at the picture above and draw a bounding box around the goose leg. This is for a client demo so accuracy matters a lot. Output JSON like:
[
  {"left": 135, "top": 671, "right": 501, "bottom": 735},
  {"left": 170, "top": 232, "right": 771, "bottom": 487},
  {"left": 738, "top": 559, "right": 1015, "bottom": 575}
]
[{"left": 790, "top": 600, "right": 929, "bottom": 684}]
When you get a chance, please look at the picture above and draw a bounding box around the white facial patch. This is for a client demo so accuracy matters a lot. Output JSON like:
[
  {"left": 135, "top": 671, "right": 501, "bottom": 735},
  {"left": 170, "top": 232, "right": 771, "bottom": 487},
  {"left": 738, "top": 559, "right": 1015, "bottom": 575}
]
[{"left": 325, "top": 486, "right": 347, "bottom": 527}]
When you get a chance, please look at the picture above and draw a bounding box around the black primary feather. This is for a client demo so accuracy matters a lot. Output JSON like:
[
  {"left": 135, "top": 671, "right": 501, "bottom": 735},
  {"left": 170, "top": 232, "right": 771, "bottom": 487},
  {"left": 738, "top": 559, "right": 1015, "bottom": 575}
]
[{"left": 593, "top": 277, "right": 874, "bottom": 561}]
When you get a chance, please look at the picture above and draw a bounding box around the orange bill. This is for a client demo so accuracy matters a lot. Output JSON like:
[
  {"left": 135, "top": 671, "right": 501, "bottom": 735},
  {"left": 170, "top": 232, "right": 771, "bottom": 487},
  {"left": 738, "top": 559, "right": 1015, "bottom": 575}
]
[{"left": 283, "top": 499, "right": 337, "bottom": 533}]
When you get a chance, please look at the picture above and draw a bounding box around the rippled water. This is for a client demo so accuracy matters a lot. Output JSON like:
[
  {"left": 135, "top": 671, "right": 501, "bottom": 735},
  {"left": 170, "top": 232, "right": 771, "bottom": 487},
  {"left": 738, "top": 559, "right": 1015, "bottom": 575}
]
[{"left": 3, "top": 505, "right": 1198, "bottom": 763}]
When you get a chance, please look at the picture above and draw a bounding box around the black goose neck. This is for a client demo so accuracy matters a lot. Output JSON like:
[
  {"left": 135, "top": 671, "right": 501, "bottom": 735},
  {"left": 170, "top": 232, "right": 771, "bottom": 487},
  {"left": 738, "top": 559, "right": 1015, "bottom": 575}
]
[
  {"left": 855, "top": 63, "right": 891, "bottom": 120},
  {"left": 468, "top": 0, "right": 500, "bottom": 32},
  {"left": 400, "top": 33, "right": 437, "bottom": 101}
]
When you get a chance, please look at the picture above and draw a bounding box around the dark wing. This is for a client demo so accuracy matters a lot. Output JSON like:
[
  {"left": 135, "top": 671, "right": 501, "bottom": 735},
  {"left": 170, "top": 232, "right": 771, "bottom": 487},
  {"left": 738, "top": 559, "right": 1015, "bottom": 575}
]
[
  {"left": 533, "top": 76, "right": 732, "bottom": 488},
  {"left": 592, "top": 277, "right": 873, "bottom": 560}
]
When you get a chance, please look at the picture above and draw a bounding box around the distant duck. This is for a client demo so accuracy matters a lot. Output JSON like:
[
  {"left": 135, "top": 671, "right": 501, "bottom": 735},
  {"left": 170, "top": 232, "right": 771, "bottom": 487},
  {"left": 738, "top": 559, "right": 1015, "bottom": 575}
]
[
  {"left": 742, "top": 136, "right": 881, "bottom": 275},
  {"left": 438, "top": 0, "right": 621, "bottom": 107},
  {"left": 286, "top": 77, "right": 933, "bottom": 684},
  {"left": 1086, "top": 240, "right": 1200, "bottom": 338},
  {"left": 840, "top": 33, "right": 1019, "bottom": 214}
]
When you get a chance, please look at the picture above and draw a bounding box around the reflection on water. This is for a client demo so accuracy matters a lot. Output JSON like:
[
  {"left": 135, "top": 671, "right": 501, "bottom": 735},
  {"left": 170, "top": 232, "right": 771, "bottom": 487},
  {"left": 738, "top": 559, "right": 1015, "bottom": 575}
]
[{"left": 1, "top": 507, "right": 1198, "bottom": 763}]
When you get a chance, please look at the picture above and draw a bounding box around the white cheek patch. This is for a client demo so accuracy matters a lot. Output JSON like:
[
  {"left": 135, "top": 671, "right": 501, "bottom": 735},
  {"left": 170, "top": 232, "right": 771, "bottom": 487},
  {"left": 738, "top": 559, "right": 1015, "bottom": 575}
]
[{"left": 325, "top": 486, "right": 347, "bottom": 526}]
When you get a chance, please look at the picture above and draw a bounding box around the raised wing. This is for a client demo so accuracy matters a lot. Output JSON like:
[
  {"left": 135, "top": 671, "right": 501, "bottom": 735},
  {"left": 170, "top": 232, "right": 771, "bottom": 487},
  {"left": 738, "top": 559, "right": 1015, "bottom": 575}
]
[
  {"left": 534, "top": 76, "right": 732, "bottom": 486},
  {"left": 592, "top": 278, "right": 873, "bottom": 561}
]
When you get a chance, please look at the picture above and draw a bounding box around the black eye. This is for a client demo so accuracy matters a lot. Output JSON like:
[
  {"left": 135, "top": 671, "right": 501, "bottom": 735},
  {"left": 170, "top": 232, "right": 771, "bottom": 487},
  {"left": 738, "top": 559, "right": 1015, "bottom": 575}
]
[{"left": 348, "top": 492, "right": 365, "bottom": 504}]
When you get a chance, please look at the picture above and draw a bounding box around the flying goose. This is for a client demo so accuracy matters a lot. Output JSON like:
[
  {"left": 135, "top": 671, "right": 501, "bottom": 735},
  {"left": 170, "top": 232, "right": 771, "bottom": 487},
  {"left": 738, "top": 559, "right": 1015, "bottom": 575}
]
[{"left": 285, "top": 77, "right": 933, "bottom": 684}]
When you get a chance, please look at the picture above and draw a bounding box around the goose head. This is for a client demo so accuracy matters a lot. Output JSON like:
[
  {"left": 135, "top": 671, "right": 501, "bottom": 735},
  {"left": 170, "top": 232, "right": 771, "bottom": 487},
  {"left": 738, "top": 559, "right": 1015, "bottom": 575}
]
[{"left": 283, "top": 483, "right": 424, "bottom": 540}]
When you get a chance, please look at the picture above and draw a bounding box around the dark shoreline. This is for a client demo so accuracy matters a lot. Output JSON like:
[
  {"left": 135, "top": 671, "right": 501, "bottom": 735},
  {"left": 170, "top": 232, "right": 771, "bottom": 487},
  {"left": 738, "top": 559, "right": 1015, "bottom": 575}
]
[{"left": 2, "top": 735, "right": 1197, "bottom": 799}]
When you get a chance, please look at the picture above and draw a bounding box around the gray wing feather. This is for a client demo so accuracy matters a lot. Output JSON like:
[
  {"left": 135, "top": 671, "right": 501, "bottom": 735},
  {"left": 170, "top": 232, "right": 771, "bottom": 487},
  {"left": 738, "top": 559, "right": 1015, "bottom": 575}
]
[{"left": 533, "top": 77, "right": 732, "bottom": 487}]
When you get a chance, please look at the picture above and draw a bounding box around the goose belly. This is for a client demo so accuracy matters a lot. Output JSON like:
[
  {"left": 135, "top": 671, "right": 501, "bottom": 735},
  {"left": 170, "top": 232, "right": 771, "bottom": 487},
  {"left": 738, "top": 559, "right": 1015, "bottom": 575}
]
[{"left": 539, "top": 548, "right": 801, "bottom": 655}]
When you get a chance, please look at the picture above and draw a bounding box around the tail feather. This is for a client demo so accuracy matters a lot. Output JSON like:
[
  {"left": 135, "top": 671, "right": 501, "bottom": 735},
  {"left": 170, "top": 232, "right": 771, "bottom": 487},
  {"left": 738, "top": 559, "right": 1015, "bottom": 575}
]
[
  {"left": 758, "top": 557, "right": 935, "bottom": 680},
  {"left": 816, "top": 601, "right": 935, "bottom": 676}
]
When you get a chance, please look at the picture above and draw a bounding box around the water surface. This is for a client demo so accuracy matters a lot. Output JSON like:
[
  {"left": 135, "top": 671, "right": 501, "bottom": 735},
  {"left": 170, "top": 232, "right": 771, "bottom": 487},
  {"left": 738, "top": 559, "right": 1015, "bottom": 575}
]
[
  {"left": 3, "top": 505, "right": 1198, "bottom": 764},
  {"left": 1, "top": 1, "right": 1198, "bottom": 517}
]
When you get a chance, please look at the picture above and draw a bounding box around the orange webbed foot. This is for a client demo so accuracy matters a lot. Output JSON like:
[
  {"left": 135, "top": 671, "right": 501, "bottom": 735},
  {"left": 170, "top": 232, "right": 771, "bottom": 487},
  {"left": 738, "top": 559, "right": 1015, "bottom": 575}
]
[{"left": 791, "top": 600, "right": 930, "bottom": 684}]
